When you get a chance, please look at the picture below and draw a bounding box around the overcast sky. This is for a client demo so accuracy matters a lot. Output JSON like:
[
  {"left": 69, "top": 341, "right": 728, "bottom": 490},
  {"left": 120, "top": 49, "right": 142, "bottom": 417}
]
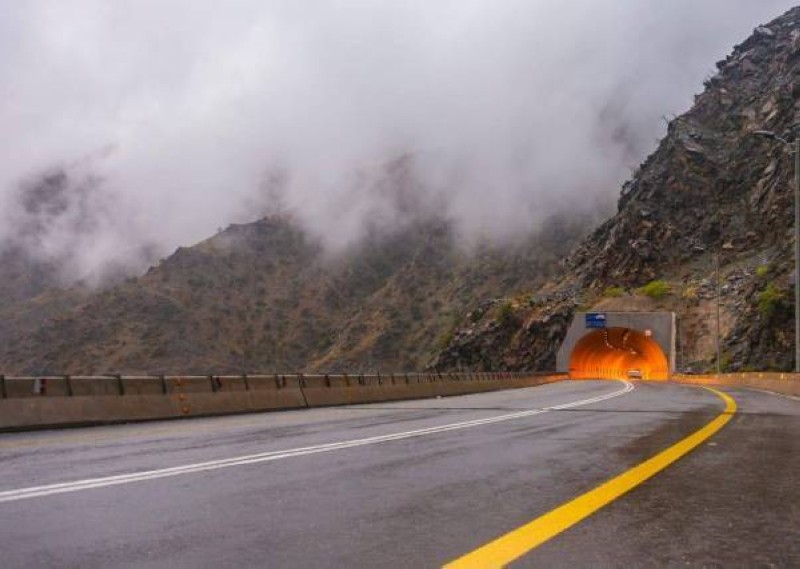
[{"left": 1, "top": 0, "right": 796, "bottom": 281}]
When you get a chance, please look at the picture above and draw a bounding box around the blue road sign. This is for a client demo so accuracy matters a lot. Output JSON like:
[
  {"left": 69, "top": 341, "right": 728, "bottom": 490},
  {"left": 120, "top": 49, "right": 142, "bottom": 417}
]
[{"left": 585, "top": 313, "right": 607, "bottom": 329}]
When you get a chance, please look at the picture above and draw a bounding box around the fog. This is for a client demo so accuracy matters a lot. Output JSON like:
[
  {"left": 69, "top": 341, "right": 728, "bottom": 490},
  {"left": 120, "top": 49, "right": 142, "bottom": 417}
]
[{"left": 1, "top": 0, "right": 795, "bottom": 282}]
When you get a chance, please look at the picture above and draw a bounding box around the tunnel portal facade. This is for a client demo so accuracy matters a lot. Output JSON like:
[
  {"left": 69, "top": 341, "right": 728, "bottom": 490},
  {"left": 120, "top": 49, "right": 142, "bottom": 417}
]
[{"left": 557, "top": 312, "right": 676, "bottom": 380}]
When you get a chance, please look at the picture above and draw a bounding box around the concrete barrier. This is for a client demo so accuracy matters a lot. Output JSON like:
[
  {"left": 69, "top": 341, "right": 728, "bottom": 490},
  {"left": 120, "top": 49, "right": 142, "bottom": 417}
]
[
  {"left": 300, "top": 372, "right": 564, "bottom": 408},
  {"left": 4, "top": 376, "right": 71, "bottom": 398},
  {"left": 673, "top": 372, "right": 800, "bottom": 397},
  {"left": 71, "top": 376, "right": 124, "bottom": 396},
  {"left": 122, "top": 376, "right": 167, "bottom": 396},
  {"left": 302, "top": 374, "right": 432, "bottom": 406},
  {"left": 0, "top": 372, "right": 566, "bottom": 431},
  {"left": 0, "top": 395, "right": 181, "bottom": 430}
]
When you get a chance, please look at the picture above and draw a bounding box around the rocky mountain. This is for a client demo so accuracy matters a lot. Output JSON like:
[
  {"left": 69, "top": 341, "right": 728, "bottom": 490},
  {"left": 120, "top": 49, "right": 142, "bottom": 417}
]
[
  {"left": 0, "top": 245, "right": 62, "bottom": 314},
  {"left": 433, "top": 7, "right": 800, "bottom": 373},
  {"left": 5, "top": 8, "right": 800, "bottom": 376},
  {"left": 0, "top": 211, "right": 594, "bottom": 375}
]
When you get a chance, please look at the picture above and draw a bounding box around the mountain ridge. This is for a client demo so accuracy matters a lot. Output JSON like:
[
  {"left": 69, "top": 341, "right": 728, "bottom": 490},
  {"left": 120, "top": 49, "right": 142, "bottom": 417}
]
[
  {"left": 0, "top": 212, "right": 594, "bottom": 374},
  {"left": 3, "top": 7, "right": 800, "bottom": 374},
  {"left": 433, "top": 6, "right": 800, "bottom": 373}
]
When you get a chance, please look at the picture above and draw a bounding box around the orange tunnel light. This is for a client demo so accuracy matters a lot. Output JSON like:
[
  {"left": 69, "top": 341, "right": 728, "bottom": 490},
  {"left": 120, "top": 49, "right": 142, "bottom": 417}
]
[{"left": 569, "top": 327, "right": 669, "bottom": 381}]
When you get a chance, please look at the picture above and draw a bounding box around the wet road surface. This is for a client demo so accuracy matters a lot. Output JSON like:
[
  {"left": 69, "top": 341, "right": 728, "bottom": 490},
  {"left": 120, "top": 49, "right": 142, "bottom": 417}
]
[{"left": 0, "top": 380, "right": 797, "bottom": 567}]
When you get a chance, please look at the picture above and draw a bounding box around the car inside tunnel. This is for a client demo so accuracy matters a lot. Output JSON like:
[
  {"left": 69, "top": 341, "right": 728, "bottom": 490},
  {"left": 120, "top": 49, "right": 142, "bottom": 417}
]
[{"left": 568, "top": 327, "right": 669, "bottom": 380}]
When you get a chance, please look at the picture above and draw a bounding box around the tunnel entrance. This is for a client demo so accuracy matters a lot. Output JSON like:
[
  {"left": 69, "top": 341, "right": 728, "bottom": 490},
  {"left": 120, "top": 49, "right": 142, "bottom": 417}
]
[
  {"left": 568, "top": 327, "right": 669, "bottom": 380},
  {"left": 557, "top": 311, "right": 676, "bottom": 380}
]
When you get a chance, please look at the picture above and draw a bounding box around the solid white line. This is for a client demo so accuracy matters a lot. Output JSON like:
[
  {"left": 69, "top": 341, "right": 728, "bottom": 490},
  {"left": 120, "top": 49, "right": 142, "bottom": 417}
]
[
  {"left": 0, "top": 381, "right": 634, "bottom": 503},
  {"left": 741, "top": 386, "right": 800, "bottom": 402}
]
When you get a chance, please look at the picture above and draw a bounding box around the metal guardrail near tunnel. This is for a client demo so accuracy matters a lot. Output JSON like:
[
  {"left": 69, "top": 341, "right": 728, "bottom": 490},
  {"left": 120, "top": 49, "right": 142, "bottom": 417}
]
[
  {"left": 672, "top": 372, "right": 800, "bottom": 396},
  {"left": 0, "top": 371, "right": 553, "bottom": 397},
  {"left": 0, "top": 372, "right": 566, "bottom": 431}
]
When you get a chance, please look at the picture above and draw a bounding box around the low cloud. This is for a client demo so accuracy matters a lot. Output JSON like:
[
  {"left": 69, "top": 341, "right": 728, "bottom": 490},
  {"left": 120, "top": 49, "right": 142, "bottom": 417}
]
[{"left": 0, "top": 0, "right": 795, "bottom": 279}]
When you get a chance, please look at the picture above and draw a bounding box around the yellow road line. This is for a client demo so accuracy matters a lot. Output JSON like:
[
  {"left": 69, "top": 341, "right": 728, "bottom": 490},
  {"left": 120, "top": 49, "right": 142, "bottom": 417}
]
[{"left": 444, "top": 386, "right": 736, "bottom": 569}]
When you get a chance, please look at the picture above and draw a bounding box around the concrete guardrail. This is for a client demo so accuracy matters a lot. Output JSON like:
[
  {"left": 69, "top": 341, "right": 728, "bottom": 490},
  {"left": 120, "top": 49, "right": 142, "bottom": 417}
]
[
  {"left": 673, "top": 372, "right": 800, "bottom": 397},
  {"left": 0, "top": 372, "right": 565, "bottom": 432}
]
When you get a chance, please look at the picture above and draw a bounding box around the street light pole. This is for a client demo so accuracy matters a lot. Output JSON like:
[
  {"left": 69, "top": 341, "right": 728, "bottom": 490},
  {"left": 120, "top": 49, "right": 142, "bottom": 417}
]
[
  {"left": 715, "top": 252, "right": 722, "bottom": 378},
  {"left": 794, "top": 137, "right": 799, "bottom": 372}
]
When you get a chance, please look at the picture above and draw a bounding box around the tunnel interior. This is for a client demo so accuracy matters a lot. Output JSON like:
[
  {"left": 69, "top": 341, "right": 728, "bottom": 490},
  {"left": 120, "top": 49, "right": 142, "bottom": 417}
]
[{"left": 569, "top": 327, "right": 669, "bottom": 380}]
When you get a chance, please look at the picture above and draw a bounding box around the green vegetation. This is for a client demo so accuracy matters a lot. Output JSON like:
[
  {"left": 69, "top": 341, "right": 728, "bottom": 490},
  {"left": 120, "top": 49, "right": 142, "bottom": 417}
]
[
  {"left": 757, "top": 282, "right": 784, "bottom": 317},
  {"left": 497, "top": 301, "right": 516, "bottom": 326},
  {"left": 575, "top": 293, "right": 598, "bottom": 312},
  {"left": 438, "top": 328, "right": 455, "bottom": 350},
  {"left": 603, "top": 286, "right": 624, "bottom": 298},
  {"left": 638, "top": 280, "right": 671, "bottom": 299},
  {"left": 703, "top": 353, "right": 731, "bottom": 373},
  {"left": 720, "top": 352, "right": 731, "bottom": 373},
  {"left": 755, "top": 264, "right": 770, "bottom": 278},
  {"left": 437, "top": 317, "right": 460, "bottom": 350}
]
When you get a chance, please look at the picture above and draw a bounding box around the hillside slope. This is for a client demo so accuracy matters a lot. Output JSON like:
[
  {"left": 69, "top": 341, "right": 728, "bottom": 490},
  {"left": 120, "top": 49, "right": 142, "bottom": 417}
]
[
  {"left": 0, "top": 213, "right": 592, "bottom": 374},
  {"left": 6, "top": 9, "right": 799, "bottom": 375},
  {"left": 433, "top": 7, "right": 800, "bottom": 373}
]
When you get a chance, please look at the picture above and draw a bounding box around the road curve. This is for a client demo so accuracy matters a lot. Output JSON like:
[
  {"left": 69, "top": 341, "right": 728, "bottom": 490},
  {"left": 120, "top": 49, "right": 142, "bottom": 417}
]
[{"left": 0, "top": 380, "right": 797, "bottom": 567}]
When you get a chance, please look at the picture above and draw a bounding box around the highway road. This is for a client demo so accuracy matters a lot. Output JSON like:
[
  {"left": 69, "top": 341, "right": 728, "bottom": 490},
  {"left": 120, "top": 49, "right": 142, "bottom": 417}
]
[{"left": 0, "top": 380, "right": 798, "bottom": 567}]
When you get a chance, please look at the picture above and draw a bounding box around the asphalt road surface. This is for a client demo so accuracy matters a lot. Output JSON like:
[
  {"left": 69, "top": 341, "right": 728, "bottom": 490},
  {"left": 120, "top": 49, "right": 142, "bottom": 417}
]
[{"left": 0, "top": 380, "right": 798, "bottom": 567}]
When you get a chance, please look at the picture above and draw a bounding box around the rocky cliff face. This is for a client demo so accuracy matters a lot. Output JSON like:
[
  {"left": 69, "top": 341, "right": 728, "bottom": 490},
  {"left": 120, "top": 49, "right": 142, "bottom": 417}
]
[
  {"left": 433, "top": 7, "right": 800, "bottom": 373},
  {"left": 5, "top": 9, "right": 800, "bottom": 375}
]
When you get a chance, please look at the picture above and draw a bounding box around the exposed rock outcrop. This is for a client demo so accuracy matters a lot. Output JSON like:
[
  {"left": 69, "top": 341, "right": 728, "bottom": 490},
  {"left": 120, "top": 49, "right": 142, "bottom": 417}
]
[{"left": 434, "top": 7, "right": 800, "bottom": 372}]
